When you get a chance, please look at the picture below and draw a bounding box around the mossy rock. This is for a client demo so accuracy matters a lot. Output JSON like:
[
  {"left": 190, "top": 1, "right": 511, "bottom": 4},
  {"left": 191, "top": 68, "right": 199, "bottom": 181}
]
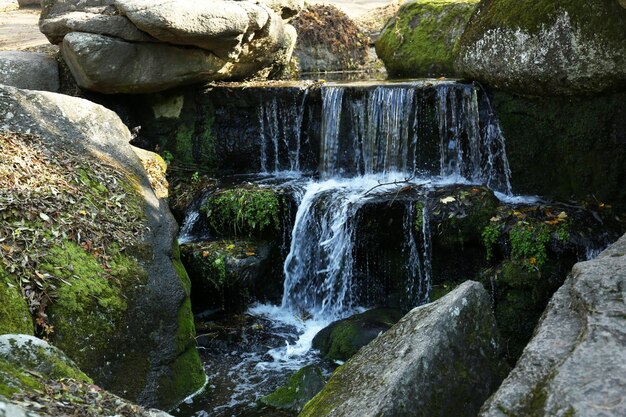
[
  {"left": 181, "top": 239, "right": 281, "bottom": 312},
  {"left": 0, "top": 267, "right": 33, "bottom": 336},
  {"left": 260, "top": 365, "right": 326, "bottom": 413},
  {"left": 312, "top": 308, "right": 404, "bottom": 362},
  {"left": 456, "top": 0, "right": 626, "bottom": 95},
  {"left": 376, "top": 0, "right": 479, "bottom": 77}
]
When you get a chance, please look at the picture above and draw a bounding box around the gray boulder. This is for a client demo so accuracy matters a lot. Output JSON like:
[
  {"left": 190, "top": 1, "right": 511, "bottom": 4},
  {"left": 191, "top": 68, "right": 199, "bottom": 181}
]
[
  {"left": 40, "top": 11, "right": 156, "bottom": 44},
  {"left": 0, "top": 51, "right": 59, "bottom": 92},
  {"left": 299, "top": 281, "right": 509, "bottom": 417},
  {"left": 455, "top": 1, "right": 626, "bottom": 95},
  {"left": 479, "top": 233, "right": 626, "bottom": 417},
  {"left": 113, "top": 0, "right": 266, "bottom": 59},
  {"left": 61, "top": 32, "right": 227, "bottom": 94},
  {"left": 259, "top": 0, "right": 304, "bottom": 21},
  {"left": 0, "top": 85, "right": 205, "bottom": 409}
]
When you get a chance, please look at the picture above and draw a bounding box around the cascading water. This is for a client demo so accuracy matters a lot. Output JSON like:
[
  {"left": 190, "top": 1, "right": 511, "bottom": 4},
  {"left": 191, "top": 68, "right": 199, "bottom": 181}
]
[{"left": 176, "top": 81, "right": 517, "bottom": 417}]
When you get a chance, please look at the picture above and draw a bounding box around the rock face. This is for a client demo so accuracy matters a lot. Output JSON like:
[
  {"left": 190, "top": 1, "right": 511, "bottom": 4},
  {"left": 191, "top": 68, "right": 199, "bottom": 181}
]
[
  {"left": 290, "top": 4, "right": 368, "bottom": 73},
  {"left": 261, "top": 365, "right": 326, "bottom": 413},
  {"left": 0, "top": 85, "right": 205, "bottom": 410},
  {"left": 0, "top": 51, "right": 59, "bottom": 92},
  {"left": 39, "top": 0, "right": 298, "bottom": 93},
  {"left": 456, "top": 0, "right": 626, "bottom": 95},
  {"left": 479, "top": 233, "right": 626, "bottom": 417},
  {"left": 299, "top": 281, "right": 509, "bottom": 417},
  {"left": 376, "top": 0, "right": 479, "bottom": 77}
]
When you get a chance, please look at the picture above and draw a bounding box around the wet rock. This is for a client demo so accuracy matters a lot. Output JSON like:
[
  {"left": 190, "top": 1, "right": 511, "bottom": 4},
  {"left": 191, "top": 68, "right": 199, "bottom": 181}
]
[
  {"left": 260, "top": 365, "right": 326, "bottom": 413},
  {"left": 181, "top": 239, "right": 282, "bottom": 312},
  {"left": 299, "top": 281, "right": 509, "bottom": 417},
  {"left": 291, "top": 4, "right": 368, "bottom": 73},
  {"left": 0, "top": 51, "right": 59, "bottom": 92},
  {"left": 479, "top": 233, "right": 626, "bottom": 417},
  {"left": 376, "top": 0, "right": 479, "bottom": 77},
  {"left": 456, "top": 0, "right": 626, "bottom": 95},
  {"left": 61, "top": 32, "right": 227, "bottom": 94},
  {"left": 0, "top": 85, "right": 204, "bottom": 409},
  {"left": 312, "top": 308, "right": 404, "bottom": 362}
]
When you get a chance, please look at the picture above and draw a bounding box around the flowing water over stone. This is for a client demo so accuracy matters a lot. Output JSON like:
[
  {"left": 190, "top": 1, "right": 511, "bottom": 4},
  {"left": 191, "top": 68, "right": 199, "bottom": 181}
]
[{"left": 175, "top": 81, "right": 521, "bottom": 417}]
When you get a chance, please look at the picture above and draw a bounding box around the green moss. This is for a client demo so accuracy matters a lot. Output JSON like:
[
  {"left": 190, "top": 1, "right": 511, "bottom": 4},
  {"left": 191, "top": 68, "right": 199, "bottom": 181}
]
[
  {"left": 0, "top": 357, "right": 44, "bottom": 398},
  {"left": 202, "top": 187, "right": 282, "bottom": 237},
  {"left": 43, "top": 241, "right": 144, "bottom": 373},
  {"left": 414, "top": 202, "right": 424, "bottom": 230},
  {"left": 0, "top": 267, "right": 33, "bottom": 335},
  {"left": 509, "top": 222, "right": 551, "bottom": 272},
  {"left": 493, "top": 91, "right": 626, "bottom": 211},
  {"left": 482, "top": 222, "right": 501, "bottom": 261},
  {"left": 462, "top": 0, "right": 626, "bottom": 46},
  {"left": 376, "top": 0, "right": 479, "bottom": 77},
  {"left": 261, "top": 365, "right": 325, "bottom": 412},
  {"left": 299, "top": 366, "right": 346, "bottom": 417}
]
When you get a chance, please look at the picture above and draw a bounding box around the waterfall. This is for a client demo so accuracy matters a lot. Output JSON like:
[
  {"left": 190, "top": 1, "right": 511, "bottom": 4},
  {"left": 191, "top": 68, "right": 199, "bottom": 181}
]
[
  {"left": 403, "top": 201, "right": 432, "bottom": 306},
  {"left": 257, "top": 88, "right": 309, "bottom": 173},
  {"left": 319, "top": 87, "right": 344, "bottom": 178}
]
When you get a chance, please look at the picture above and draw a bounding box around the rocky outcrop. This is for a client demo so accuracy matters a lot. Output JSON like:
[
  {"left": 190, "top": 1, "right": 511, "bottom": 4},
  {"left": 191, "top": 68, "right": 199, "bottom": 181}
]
[
  {"left": 479, "top": 233, "right": 626, "bottom": 417},
  {"left": 299, "top": 281, "right": 509, "bottom": 417},
  {"left": 0, "top": 335, "right": 173, "bottom": 417},
  {"left": 39, "top": 0, "right": 298, "bottom": 93},
  {"left": 0, "top": 51, "right": 59, "bottom": 92},
  {"left": 456, "top": 0, "right": 626, "bottom": 95},
  {"left": 312, "top": 308, "right": 404, "bottom": 362},
  {"left": 0, "top": 85, "right": 205, "bottom": 410},
  {"left": 291, "top": 4, "right": 368, "bottom": 73},
  {"left": 376, "top": 0, "right": 479, "bottom": 77},
  {"left": 260, "top": 365, "right": 325, "bottom": 413}
]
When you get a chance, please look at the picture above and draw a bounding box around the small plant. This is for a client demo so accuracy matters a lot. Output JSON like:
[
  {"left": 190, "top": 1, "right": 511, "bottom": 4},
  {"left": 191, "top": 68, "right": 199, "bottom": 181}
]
[
  {"left": 162, "top": 150, "right": 174, "bottom": 165},
  {"left": 191, "top": 171, "right": 200, "bottom": 184},
  {"left": 556, "top": 222, "right": 570, "bottom": 242},
  {"left": 482, "top": 222, "right": 501, "bottom": 261},
  {"left": 509, "top": 221, "right": 551, "bottom": 272},
  {"left": 202, "top": 188, "right": 281, "bottom": 236},
  {"left": 414, "top": 202, "right": 424, "bottom": 231}
]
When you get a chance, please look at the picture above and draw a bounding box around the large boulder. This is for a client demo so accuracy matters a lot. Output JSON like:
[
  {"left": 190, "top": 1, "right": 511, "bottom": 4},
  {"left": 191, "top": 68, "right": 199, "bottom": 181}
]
[
  {"left": 260, "top": 365, "right": 326, "bottom": 413},
  {"left": 479, "top": 233, "right": 626, "bottom": 417},
  {"left": 39, "top": 0, "right": 298, "bottom": 93},
  {"left": 0, "top": 85, "right": 205, "bottom": 410},
  {"left": 376, "top": 0, "right": 479, "bottom": 77},
  {"left": 456, "top": 0, "right": 626, "bottom": 95},
  {"left": 0, "top": 51, "right": 59, "bottom": 92},
  {"left": 299, "top": 281, "right": 509, "bottom": 417},
  {"left": 0, "top": 335, "right": 172, "bottom": 417}
]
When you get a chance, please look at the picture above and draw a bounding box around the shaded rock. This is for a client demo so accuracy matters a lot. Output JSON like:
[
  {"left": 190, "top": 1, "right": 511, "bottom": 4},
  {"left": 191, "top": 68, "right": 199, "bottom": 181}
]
[
  {"left": 291, "top": 4, "right": 368, "bottom": 72},
  {"left": 40, "top": 11, "right": 156, "bottom": 44},
  {"left": 61, "top": 32, "right": 227, "bottom": 94},
  {"left": 0, "top": 334, "right": 90, "bottom": 383},
  {"left": 376, "top": 0, "right": 479, "bottom": 77},
  {"left": 456, "top": 0, "right": 626, "bottom": 95},
  {"left": 0, "top": 85, "right": 204, "bottom": 409},
  {"left": 18, "top": 0, "right": 41, "bottom": 6},
  {"left": 260, "top": 365, "right": 326, "bottom": 413},
  {"left": 181, "top": 239, "right": 281, "bottom": 312},
  {"left": 299, "top": 281, "right": 509, "bottom": 417},
  {"left": 0, "top": 51, "right": 59, "bottom": 92},
  {"left": 0, "top": 335, "right": 173, "bottom": 417},
  {"left": 312, "top": 308, "right": 404, "bottom": 362},
  {"left": 479, "top": 233, "right": 626, "bottom": 417}
]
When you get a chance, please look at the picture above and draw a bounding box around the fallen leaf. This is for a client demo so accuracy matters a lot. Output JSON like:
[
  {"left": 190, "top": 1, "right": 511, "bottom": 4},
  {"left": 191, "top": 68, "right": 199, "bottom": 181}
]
[{"left": 440, "top": 196, "right": 456, "bottom": 204}]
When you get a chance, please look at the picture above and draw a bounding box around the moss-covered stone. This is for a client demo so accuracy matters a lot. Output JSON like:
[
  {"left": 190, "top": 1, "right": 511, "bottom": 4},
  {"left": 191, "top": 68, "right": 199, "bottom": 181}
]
[
  {"left": 0, "top": 267, "right": 33, "bottom": 335},
  {"left": 492, "top": 90, "right": 626, "bottom": 212},
  {"left": 0, "top": 356, "right": 44, "bottom": 398},
  {"left": 312, "top": 308, "right": 404, "bottom": 362},
  {"left": 376, "top": 0, "right": 479, "bottom": 77},
  {"left": 456, "top": 0, "right": 626, "bottom": 95},
  {"left": 261, "top": 365, "right": 326, "bottom": 412},
  {"left": 181, "top": 239, "right": 281, "bottom": 312}
]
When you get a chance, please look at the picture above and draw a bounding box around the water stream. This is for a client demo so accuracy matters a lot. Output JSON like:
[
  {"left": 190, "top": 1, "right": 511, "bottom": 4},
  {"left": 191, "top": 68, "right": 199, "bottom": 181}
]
[{"left": 176, "top": 81, "right": 517, "bottom": 416}]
